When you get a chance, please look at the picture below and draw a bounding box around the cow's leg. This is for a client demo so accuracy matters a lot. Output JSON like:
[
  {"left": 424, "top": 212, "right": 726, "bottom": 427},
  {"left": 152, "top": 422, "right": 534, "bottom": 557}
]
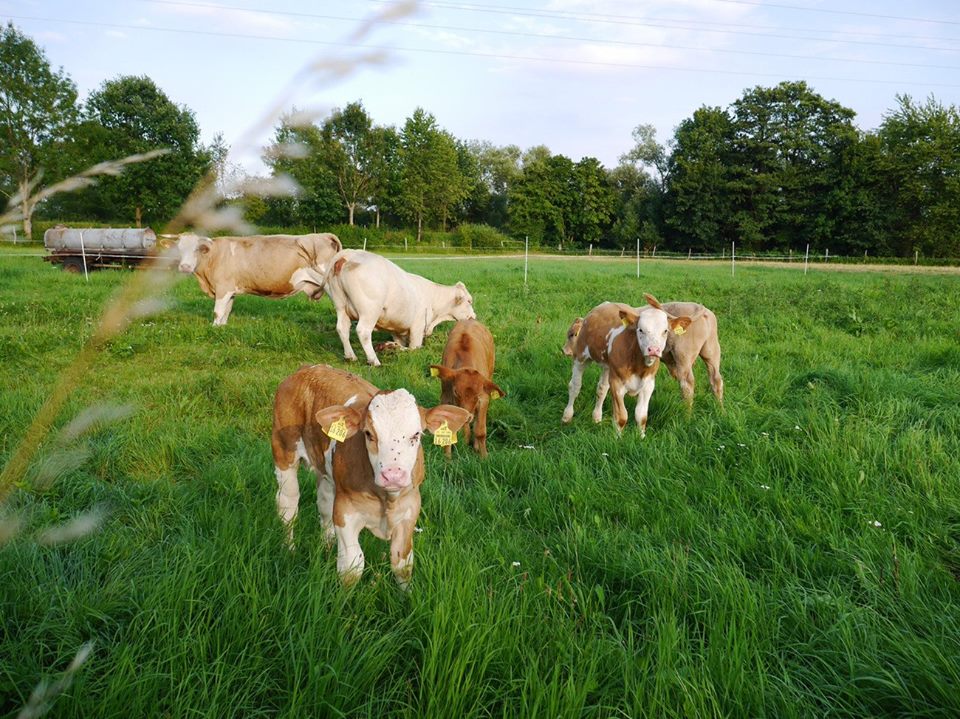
[
  {"left": 472, "top": 403, "right": 487, "bottom": 458},
  {"left": 316, "top": 474, "right": 336, "bottom": 548},
  {"left": 562, "top": 360, "right": 587, "bottom": 423},
  {"left": 592, "top": 366, "right": 610, "bottom": 423},
  {"left": 390, "top": 522, "right": 416, "bottom": 591},
  {"left": 274, "top": 461, "right": 300, "bottom": 550},
  {"left": 355, "top": 316, "right": 381, "bottom": 367},
  {"left": 407, "top": 323, "right": 425, "bottom": 350},
  {"left": 701, "top": 342, "right": 724, "bottom": 405},
  {"left": 212, "top": 292, "right": 235, "bottom": 326},
  {"left": 678, "top": 362, "right": 696, "bottom": 410},
  {"left": 335, "top": 510, "right": 366, "bottom": 586},
  {"left": 336, "top": 311, "right": 358, "bottom": 362},
  {"left": 611, "top": 381, "right": 629, "bottom": 435},
  {"left": 633, "top": 375, "right": 657, "bottom": 438}
]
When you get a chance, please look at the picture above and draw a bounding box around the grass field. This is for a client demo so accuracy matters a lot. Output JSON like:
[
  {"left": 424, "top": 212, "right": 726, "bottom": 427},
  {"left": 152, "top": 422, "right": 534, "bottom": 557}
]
[{"left": 1, "top": 251, "right": 959, "bottom": 718}]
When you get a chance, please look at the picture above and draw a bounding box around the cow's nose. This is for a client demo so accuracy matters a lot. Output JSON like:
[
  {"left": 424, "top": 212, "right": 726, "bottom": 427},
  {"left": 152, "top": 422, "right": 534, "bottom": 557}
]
[
  {"left": 178, "top": 263, "right": 191, "bottom": 273},
  {"left": 380, "top": 467, "right": 409, "bottom": 487},
  {"left": 648, "top": 346, "right": 662, "bottom": 357}
]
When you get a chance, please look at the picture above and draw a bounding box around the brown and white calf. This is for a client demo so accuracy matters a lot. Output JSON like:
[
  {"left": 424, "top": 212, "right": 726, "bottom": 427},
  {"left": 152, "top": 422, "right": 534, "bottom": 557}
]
[
  {"left": 562, "top": 300, "right": 691, "bottom": 435},
  {"left": 271, "top": 364, "right": 471, "bottom": 588},
  {"left": 563, "top": 295, "right": 724, "bottom": 410},
  {"left": 429, "top": 320, "right": 505, "bottom": 458},
  {"left": 177, "top": 232, "right": 342, "bottom": 325}
]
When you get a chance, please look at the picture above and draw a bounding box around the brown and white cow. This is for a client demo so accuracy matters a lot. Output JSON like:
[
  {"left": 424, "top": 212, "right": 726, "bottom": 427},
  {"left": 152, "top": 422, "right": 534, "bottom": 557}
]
[
  {"left": 271, "top": 364, "right": 471, "bottom": 589},
  {"left": 323, "top": 249, "right": 476, "bottom": 366},
  {"left": 429, "top": 320, "right": 505, "bottom": 458},
  {"left": 562, "top": 300, "right": 691, "bottom": 435},
  {"left": 177, "top": 232, "right": 342, "bottom": 325}
]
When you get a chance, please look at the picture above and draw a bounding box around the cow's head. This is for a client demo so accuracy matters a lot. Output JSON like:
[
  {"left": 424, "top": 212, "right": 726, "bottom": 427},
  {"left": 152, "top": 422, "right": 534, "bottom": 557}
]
[
  {"left": 316, "top": 389, "right": 471, "bottom": 492},
  {"left": 176, "top": 233, "right": 213, "bottom": 273},
  {"left": 619, "top": 306, "right": 692, "bottom": 367},
  {"left": 562, "top": 317, "right": 584, "bottom": 357},
  {"left": 429, "top": 365, "right": 505, "bottom": 415},
  {"left": 452, "top": 282, "right": 477, "bottom": 321}
]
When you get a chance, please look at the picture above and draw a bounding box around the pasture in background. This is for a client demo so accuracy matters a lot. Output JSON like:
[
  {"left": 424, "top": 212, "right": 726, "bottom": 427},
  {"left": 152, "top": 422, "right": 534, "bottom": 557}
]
[{"left": 1, "top": 251, "right": 959, "bottom": 717}]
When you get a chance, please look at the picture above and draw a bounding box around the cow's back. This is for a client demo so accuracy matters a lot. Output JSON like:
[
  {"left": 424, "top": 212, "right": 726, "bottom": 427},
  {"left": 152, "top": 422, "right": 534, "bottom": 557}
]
[
  {"left": 442, "top": 319, "right": 495, "bottom": 375},
  {"left": 326, "top": 250, "right": 423, "bottom": 327},
  {"left": 660, "top": 301, "right": 717, "bottom": 353},
  {"left": 273, "top": 364, "right": 378, "bottom": 468},
  {"left": 574, "top": 302, "right": 633, "bottom": 362}
]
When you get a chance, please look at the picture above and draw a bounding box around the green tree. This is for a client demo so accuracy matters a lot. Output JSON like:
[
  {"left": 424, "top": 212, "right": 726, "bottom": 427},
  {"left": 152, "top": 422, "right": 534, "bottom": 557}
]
[
  {"left": 265, "top": 115, "right": 340, "bottom": 228},
  {"left": 399, "top": 108, "right": 467, "bottom": 240},
  {"left": 728, "top": 81, "right": 857, "bottom": 251},
  {"left": 570, "top": 157, "right": 615, "bottom": 245},
  {"left": 663, "top": 106, "right": 736, "bottom": 251},
  {"left": 463, "top": 141, "right": 521, "bottom": 228},
  {"left": 0, "top": 22, "right": 79, "bottom": 237},
  {"left": 75, "top": 76, "right": 209, "bottom": 226},
  {"left": 876, "top": 94, "right": 960, "bottom": 257},
  {"left": 321, "top": 101, "right": 377, "bottom": 225},
  {"left": 366, "top": 124, "right": 401, "bottom": 228}
]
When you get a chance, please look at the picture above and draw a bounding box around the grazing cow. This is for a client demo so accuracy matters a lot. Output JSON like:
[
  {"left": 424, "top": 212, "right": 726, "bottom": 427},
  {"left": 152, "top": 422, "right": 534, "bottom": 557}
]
[
  {"left": 176, "top": 232, "right": 342, "bottom": 325},
  {"left": 429, "top": 320, "right": 505, "bottom": 458},
  {"left": 271, "top": 364, "right": 471, "bottom": 588},
  {"left": 323, "top": 249, "right": 477, "bottom": 366},
  {"left": 562, "top": 300, "right": 691, "bottom": 435}
]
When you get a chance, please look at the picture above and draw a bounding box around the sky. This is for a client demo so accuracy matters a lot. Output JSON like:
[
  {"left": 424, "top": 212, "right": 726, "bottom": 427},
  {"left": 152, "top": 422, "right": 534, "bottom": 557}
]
[{"left": 3, "top": 0, "right": 959, "bottom": 175}]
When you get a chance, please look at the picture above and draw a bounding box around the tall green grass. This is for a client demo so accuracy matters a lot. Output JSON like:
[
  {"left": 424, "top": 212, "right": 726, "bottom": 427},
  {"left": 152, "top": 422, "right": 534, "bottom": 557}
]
[{"left": 1, "top": 252, "right": 959, "bottom": 717}]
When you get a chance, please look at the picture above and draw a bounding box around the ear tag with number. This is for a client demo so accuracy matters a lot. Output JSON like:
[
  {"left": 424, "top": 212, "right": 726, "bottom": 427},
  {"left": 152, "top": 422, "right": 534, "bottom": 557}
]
[
  {"left": 430, "top": 367, "right": 440, "bottom": 377},
  {"left": 433, "top": 420, "right": 457, "bottom": 447},
  {"left": 325, "top": 417, "right": 349, "bottom": 442},
  {"left": 674, "top": 326, "right": 686, "bottom": 336}
]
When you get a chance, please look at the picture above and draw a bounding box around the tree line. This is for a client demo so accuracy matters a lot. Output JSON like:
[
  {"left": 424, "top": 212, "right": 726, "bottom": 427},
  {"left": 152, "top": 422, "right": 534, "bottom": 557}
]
[{"left": 3, "top": 22, "right": 959, "bottom": 257}]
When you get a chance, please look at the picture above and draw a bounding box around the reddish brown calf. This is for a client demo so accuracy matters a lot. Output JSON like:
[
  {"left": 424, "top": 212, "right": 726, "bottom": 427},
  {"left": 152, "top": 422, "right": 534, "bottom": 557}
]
[{"left": 429, "top": 319, "right": 505, "bottom": 458}]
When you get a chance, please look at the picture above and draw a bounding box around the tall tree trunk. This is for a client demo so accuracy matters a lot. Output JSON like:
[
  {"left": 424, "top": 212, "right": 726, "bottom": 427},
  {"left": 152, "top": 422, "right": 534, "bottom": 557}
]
[
  {"left": 376, "top": 208, "right": 380, "bottom": 228},
  {"left": 348, "top": 203, "right": 355, "bottom": 225},
  {"left": 20, "top": 178, "right": 32, "bottom": 241},
  {"left": 135, "top": 206, "right": 142, "bottom": 228},
  {"left": 417, "top": 213, "right": 422, "bottom": 243}
]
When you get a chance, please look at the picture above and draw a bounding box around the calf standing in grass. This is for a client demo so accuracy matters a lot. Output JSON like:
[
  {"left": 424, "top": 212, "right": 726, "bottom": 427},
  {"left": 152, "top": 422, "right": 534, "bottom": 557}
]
[
  {"left": 646, "top": 296, "right": 724, "bottom": 407},
  {"left": 429, "top": 320, "right": 505, "bottom": 458},
  {"left": 272, "top": 364, "right": 471, "bottom": 588},
  {"left": 563, "top": 300, "right": 691, "bottom": 435}
]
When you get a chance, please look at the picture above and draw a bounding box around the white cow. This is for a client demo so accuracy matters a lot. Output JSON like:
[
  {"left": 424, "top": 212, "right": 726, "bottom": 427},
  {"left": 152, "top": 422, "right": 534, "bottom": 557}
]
[
  {"left": 323, "top": 249, "right": 477, "bottom": 366},
  {"left": 176, "top": 233, "right": 342, "bottom": 325}
]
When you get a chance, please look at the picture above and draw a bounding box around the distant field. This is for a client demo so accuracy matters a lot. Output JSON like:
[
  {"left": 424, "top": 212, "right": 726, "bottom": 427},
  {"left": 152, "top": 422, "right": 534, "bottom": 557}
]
[{"left": 1, "top": 251, "right": 959, "bottom": 718}]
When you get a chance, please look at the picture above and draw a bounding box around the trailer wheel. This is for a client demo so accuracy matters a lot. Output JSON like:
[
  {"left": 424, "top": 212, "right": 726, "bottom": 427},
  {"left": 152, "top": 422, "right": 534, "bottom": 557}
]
[{"left": 62, "top": 257, "right": 86, "bottom": 273}]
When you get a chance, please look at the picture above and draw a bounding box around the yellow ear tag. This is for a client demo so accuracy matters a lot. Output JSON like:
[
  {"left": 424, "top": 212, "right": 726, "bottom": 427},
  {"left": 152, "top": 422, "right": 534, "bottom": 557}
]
[
  {"left": 429, "top": 367, "right": 440, "bottom": 377},
  {"left": 490, "top": 390, "right": 500, "bottom": 400},
  {"left": 433, "top": 420, "right": 457, "bottom": 447},
  {"left": 674, "top": 326, "right": 686, "bottom": 336},
  {"left": 325, "top": 417, "right": 349, "bottom": 442},
  {"left": 621, "top": 317, "right": 629, "bottom": 327}
]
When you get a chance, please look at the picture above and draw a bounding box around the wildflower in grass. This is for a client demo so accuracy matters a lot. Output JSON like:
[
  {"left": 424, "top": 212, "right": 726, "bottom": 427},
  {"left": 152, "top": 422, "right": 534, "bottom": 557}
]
[
  {"left": 511, "top": 561, "right": 521, "bottom": 568},
  {"left": 871, "top": 520, "right": 882, "bottom": 528},
  {"left": 760, "top": 484, "right": 771, "bottom": 490}
]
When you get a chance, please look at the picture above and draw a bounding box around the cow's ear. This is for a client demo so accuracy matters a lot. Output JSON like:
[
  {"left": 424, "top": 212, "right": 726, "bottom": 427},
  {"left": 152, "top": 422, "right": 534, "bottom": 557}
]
[
  {"left": 420, "top": 404, "right": 472, "bottom": 434},
  {"left": 669, "top": 316, "right": 693, "bottom": 334},
  {"left": 644, "top": 293, "right": 662, "bottom": 310},
  {"left": 484, "top": 380, "right": 506, "bottom": 400},
  {"left": 198, "top": 239, "right": 212, "bottom": 254},
  {"left": 619, "top": 308, "right": 639, "bottom": 327},
  {"left": 428, "top": 365, "right": 455, "bottom": 381},
  {"left": 315, "top": 405, "right": 363, "bottom": 441}
]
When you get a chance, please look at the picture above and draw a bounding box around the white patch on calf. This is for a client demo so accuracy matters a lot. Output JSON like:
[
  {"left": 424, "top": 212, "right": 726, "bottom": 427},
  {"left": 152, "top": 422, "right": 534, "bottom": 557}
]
[
  {"left": 367, "top": 389, "right": 422, "bottom": 490},
  {"left": 606, "top": 325, "right": 626, "bottom": 356}
]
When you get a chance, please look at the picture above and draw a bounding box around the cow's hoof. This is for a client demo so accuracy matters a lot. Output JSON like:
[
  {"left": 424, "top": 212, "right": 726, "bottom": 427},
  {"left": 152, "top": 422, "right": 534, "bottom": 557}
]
[
  {"left": 561, "top": 411, "right": 573, "bottom": 424},
  {"left": 367, "top": 359, "right": 382, "bottom": 367}
]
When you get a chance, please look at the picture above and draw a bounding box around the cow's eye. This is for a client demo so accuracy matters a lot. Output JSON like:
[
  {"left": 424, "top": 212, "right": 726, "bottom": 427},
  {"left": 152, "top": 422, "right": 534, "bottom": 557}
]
[{"left": 364, "top": 430, "right": 374, "bottom": 441}]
